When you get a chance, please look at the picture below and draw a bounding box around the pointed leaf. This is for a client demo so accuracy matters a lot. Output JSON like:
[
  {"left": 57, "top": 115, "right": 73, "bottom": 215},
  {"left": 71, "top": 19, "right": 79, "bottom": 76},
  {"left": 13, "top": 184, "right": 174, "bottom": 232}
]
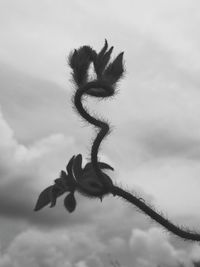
[
  {"left": 73, "top": 154, "right": 83, "bottom": 180},
  {"left": 104, "top": 52, "right": 124, "bottom": 84},
  {"left": 98, "top": 39, "right": 108, "bottom": 58},
  {"left": 98, "top": 162, "right": 114, "bottom": 171},
  {"left": 101, "top": 46, "right": 113, "bottom": 69},
  {"left": 34, "top": 186, "right": 54, "bottom": 211},
  {"left": 49, "top": 186, "right": 62, "bottom": 208},
  {"left": 66, "top": 156, "right": 75, "bottom": 176},
  {"left": 84, "top": 161, "right": 114, "bottom": 172},
  {"left": 95, "top": 46, "right": 114, "bottom": 76},
  {"left": 94, "top": 39, "right": 110, "bottom": 75},
  {"left": 64, "top": 193, "right": 76, "bottom": 213}
]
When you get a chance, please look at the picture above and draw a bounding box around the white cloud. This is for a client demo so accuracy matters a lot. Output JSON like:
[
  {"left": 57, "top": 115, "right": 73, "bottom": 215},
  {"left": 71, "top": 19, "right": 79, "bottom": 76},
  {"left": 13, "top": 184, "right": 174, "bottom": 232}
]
[
  {"left": 75, "top": 261, "right": 88, "bottom": 267},
  {"left": 129, "top": 227, "right": 194, "bottom": 267},
  {"left": 190, "top": 244, "right": 200, "bottom": 263},
  {"left": 14, "top": 133, "right": 73, "bottom": 163},
  {"left": 0, "top": 104, "right": 75, "bottom": 181},
  {"left": 0, "top": 227, "right": 105, "bottom": 267},
  {"left": 0, "top": 106, "right": 79, "bottom": 224},
  {"left": 0, "top": 226, "right": 198, "bottom": 267}
]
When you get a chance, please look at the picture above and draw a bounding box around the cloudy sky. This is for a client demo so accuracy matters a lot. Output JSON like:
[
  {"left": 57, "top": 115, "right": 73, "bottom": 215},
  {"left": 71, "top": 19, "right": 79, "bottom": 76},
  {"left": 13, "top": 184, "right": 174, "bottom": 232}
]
[{"left": 0, "top": 0, "right": 200, "bottom": 266}]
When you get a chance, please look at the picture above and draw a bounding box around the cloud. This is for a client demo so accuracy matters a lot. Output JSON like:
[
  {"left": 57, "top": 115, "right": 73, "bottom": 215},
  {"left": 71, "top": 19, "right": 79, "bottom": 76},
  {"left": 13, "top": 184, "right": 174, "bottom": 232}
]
[
  {"left": 190, "top": 244, "right": 200, "bottom": 263},
  {"left": 0, "top": 226, "right": 198, "bottom": 267},
  {"left": 0, "top": 227, "right": 105, "bottom": 267},
  {"left": 0, "top": 103, "right": 79, "bottom": 226},
  {"left": 129, "top": 227, "right": 194, "bottom": 267},
  {"left": 2, "top": 0, "right": 199, "bottom": 85},
  {"left": 0, "top": 62, "right": 79, "bottom": 144},
  {"left": 0, "top": 0, "right": 80, "bottom": 84},
  {"left": 138, "top": 127, "right": 200, "bottom": 159}
]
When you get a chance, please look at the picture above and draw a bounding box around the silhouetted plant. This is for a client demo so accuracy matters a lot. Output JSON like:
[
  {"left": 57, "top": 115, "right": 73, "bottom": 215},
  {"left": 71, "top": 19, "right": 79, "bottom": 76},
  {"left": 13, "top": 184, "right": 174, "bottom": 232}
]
[{"left": 34, "top": 40, "right": 200, "bottom": 242}]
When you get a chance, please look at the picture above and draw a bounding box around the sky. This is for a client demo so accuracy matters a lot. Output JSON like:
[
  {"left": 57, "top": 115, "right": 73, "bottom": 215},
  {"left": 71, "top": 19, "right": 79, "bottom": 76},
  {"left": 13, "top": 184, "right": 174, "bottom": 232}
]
[{"left": 0, "top": 0, "right": 200, "bottom": 266}]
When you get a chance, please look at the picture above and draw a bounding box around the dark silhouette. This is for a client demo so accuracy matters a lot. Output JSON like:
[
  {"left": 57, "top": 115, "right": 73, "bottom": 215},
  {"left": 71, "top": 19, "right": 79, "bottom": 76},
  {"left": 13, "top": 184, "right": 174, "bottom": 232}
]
[{"left": 34, "top": 40, "right": 200, "bottom": 242}]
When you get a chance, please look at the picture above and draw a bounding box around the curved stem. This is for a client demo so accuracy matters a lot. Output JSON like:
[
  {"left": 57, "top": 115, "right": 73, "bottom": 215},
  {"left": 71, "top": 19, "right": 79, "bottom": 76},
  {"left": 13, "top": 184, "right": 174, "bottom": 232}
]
[
  {"left": 111, "top": 186, "right": 200, "bottom": 241},
  {"left": 74, "top": 81, "right": 112, "bottom": 189},
  {"left": 73, "top": 80, "right": 200, "bottom": 242}
]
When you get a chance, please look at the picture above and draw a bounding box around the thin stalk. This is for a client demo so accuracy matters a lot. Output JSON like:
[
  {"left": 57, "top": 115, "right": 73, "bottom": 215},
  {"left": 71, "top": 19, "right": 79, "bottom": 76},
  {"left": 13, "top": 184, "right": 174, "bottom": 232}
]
[
  {"left": 74, "top": 81, "right": 200, "bottom": 242},
  {"left": 111, "top": 185, "right": 200, "bottom": 242}
]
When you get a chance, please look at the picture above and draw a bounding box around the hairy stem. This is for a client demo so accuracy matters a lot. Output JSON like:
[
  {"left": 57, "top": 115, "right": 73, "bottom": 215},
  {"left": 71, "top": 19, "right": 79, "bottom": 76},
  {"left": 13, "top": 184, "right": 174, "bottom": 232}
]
[
  {"left": 73, "top": 80, "right": 200, "bottom": 242},
  {"left": 111, "top": 186, "right": 200, "bottom": 241},
  {"left": 74, "top": 81, "right": 113, "bottom": 189}
]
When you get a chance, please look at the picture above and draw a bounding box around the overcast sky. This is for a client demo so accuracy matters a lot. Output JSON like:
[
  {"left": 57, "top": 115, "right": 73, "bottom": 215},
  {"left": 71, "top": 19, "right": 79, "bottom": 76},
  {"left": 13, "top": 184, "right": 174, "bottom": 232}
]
[{"left": 0, "top": 0, "right": 200, "bottom": 266}]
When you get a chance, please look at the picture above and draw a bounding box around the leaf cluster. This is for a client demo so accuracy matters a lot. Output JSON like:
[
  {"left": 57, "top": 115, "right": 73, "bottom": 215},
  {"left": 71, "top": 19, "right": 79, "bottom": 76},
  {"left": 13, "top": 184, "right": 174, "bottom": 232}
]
[{"left": 68, "top": 39, "right": 125, "bottom": 87}]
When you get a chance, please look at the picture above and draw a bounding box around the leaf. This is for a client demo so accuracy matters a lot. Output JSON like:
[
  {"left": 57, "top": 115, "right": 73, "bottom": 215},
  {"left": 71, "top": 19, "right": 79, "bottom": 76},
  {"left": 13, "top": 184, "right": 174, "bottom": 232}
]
[
  {"left": 98, "top": 39, "right": 108, "bottom": 58},
  {"left": 96, "top": 46, "right": 113, "bottom": 76},
  {"left": 73, "top": 154, "right": 83, "bottom": 180},
  {"left": 98, "top": 162, "right": 114, "bottom": 170},
  {"left": 64, "top": 193, "right": 76, "bottom": 213},
  {"left": 94, "top": 39, "right": 111, "bottom": 76},
  {"left": 104, "top": 52, "right": 124, "bottom": 84},
  {"left": 49, "top": 186, "right": 62, "bottom": 208},
  {"left": 84, "top": 161, "right": 114, "bottom": 172},
  {"left": 66, "top": 156, "right": 75, "bottom": 176},
  {"left": 102, "top": 47, "right": 113, "bottom": 65},
  {"left": 34, "top": 186, "right": 54, "bottom": 211}
]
